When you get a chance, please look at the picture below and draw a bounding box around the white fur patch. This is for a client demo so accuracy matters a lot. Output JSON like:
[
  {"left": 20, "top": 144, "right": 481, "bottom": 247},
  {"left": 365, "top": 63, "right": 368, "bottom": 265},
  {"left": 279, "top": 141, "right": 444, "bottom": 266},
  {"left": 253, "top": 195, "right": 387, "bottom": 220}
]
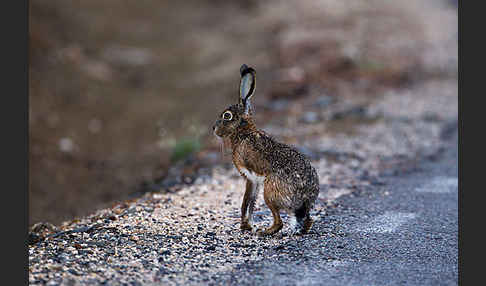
[
  {"left": 240, "top": 167, "right": 265, "bottom": 185},
  {"left": 289, "top": 215, "right": 298, "bottom": 231},
  {"left": 240, "top": 167, "right": 265, "bottom": 225}
]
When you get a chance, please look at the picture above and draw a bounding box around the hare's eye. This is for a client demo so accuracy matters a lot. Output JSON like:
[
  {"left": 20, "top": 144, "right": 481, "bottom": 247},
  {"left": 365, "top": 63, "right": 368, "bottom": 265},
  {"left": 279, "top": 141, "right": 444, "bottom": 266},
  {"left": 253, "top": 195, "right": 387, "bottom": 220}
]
[{"left": 222, "top": 111, "right": 233, "bottom": 121}]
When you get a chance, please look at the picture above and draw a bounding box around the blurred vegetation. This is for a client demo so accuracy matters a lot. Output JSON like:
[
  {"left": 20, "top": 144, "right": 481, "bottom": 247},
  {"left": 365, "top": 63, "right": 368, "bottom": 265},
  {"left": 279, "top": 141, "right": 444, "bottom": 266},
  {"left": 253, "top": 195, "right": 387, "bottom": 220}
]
[{"left": 170, "top": 138, "right": 202, "bottom": 163}]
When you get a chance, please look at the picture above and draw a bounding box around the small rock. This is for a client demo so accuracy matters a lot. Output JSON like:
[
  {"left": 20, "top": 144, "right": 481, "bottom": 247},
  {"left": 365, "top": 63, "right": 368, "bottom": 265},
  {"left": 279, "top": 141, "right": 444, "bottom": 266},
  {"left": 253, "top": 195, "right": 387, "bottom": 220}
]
[
  {"left": 160, "top": 250, "right": 171, "bottom": 256},
  {"left": 301, "top": 112, "right": 320, "bottom": 124},
  {"left": 314, "top": 95, "right": 334, "bottom": 108},
  {"left": 59, "top": 137, "right": 74, "bottom": 153},
  {"left": 28, "top": 233, "right": 41, "bottom": 245},
  {"left": 265, "top": 99, "right": 290, "bottom": 111}
]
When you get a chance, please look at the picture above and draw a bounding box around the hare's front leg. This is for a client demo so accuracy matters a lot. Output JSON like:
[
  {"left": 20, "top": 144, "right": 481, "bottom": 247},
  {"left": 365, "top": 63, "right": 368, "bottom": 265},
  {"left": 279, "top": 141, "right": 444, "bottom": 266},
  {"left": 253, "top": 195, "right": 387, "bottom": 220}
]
[{"left": 241, "top": 180, "right": 257, "bottom": 231}]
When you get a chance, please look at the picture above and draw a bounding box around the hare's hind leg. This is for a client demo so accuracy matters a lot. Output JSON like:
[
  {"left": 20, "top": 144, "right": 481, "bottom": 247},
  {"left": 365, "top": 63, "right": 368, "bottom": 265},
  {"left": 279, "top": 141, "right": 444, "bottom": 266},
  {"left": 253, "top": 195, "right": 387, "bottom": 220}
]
[
  {"left": 258, "top": 198, "right": 283, "bottom": 236},
  {"left": 295, "top": 202, "right": 313, "bottom": 234},
  {"left": 301, "top": 216, "right": 313, "bottom": 234},
  {"left": 257, "top": 181, "right": 283, "bottom": 236}
]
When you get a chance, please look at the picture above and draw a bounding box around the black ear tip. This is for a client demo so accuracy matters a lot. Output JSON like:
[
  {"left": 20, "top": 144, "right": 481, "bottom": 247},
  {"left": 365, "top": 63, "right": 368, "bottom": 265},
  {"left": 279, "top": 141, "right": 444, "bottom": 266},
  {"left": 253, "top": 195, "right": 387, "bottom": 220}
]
[
  {"left": 240, "top": 64, "right": 255, "bottom": 76},
  {"left": 240, "top": 64, "right": 249, "bottom": 75}
]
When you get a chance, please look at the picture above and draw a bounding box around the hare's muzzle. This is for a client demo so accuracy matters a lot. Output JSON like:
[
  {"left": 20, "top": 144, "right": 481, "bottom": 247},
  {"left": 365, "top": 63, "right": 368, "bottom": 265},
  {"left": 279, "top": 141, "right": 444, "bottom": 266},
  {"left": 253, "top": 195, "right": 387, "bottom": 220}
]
[
  {"left": 212, "top": 120, "right": 221, "bottom": 137},
  {"left": 214, "top": 119, "right": 229, "bottom": 138}
]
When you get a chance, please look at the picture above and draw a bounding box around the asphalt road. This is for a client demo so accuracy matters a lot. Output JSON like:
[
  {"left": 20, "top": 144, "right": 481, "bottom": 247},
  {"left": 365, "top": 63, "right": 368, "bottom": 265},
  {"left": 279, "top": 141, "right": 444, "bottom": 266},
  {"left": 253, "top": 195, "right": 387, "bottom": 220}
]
[{"left": 213, "top": 132, "right": 458, "bottom": 286}]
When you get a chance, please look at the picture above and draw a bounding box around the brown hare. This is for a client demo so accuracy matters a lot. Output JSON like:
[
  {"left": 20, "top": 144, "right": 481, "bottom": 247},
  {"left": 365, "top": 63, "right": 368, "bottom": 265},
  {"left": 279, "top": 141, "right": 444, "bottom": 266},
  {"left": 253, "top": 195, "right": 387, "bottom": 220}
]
[{"left": 212, "top": 64, "right": 320, "bottom": 236}]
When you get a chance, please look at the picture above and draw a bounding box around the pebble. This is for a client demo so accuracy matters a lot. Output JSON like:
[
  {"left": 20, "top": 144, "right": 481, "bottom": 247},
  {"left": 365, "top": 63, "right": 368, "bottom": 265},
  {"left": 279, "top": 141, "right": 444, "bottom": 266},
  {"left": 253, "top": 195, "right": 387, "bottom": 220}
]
[
  {"left": 300, "top": 112, "right": 320, "bottom": 124},
  {"left": 314, "top": 95, "right": 334, "bottom": 108}
]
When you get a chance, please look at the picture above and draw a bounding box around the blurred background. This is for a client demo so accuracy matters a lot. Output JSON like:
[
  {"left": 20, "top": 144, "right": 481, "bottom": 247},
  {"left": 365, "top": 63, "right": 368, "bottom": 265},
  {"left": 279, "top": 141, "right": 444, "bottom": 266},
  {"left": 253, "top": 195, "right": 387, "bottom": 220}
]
[{"left": 29, "top": 0, "right": 457, "bottom": 226}]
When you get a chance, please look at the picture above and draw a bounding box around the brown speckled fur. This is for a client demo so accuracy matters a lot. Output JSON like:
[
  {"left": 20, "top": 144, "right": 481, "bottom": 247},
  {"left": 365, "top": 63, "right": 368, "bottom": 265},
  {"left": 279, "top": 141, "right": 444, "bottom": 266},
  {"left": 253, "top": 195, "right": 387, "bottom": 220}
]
[{"left": 213, "top": 65, "right": 319, "bottom": 236}]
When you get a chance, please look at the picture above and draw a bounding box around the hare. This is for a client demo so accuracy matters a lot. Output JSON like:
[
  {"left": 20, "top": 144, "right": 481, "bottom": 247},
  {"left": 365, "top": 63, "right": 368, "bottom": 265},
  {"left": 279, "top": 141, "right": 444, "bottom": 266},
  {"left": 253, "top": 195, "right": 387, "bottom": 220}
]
[{"left": 212, "top": 64, "right": 320, "bottom": 236}]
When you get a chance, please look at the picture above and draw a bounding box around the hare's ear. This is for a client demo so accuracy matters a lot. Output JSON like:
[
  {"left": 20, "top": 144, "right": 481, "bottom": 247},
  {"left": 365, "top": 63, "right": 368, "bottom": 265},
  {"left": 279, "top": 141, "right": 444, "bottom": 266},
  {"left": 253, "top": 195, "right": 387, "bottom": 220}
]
[{"left": 239, "top": 64, "right": 256, "bottom": 115}]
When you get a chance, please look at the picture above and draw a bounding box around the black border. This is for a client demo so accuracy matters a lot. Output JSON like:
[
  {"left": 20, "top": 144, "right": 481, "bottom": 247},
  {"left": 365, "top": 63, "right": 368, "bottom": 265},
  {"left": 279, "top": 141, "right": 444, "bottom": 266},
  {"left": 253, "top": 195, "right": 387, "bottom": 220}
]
[
  {"left": 457, "top": 0, "right": 467, "bottom": 284},
  {"left": 2, "top": 0, "right": 29, "bottom": 285},
  {"left": 457, "top": 0, "right": 464, "bottom": 283}
]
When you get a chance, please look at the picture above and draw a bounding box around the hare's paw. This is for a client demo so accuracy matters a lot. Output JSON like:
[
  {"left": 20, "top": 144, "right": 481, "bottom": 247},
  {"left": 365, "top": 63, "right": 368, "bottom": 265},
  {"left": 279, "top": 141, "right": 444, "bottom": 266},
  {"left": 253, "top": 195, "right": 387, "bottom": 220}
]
[
  {"left": 256, "top": 228, "right": 276, "bottom": 237},
  {"left": 291, "top": 217, "right": 314, "bottom": 235},
  {"left": 256, "top": 224, "right": 283, "bottom": 237},
  {"left": 240, "top": 220, "right": 253, "bottom": 232},
  {"left": 301, "top": 217, "right": 314, "bottom": 234},
  {"left": 256, "top": 228, "right": 267, "bottom": 237}
]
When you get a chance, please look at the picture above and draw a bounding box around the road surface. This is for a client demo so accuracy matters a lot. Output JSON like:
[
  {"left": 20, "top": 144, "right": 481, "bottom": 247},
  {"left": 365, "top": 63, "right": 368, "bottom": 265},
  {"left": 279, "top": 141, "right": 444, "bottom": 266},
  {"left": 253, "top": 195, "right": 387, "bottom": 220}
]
[{"left": 214, "top": 132, "right": 458, "bottom": 286}]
